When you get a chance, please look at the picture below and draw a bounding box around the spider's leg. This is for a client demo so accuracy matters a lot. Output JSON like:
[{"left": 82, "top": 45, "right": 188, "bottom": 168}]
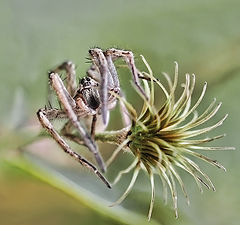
[
  {"left": 40, "top": 108, "right": 68, "bottom": 120},
  {"left": 37, "top": 109, "right": 111, "bottom": 188},
  {"left": 104, "top": 52, "right": 120, "bottom": 92},
  {"left": 87, "top": 64, "right": 101, "bottom": 83},
  {"left": 60, "top": 121, "right": 84, "bottom": 146},
  {"left": 105, "top": 48, "right": 148, "bottom": 100},
  {"left": 44, "top": 108, "right": 89, "bottom": 121},
  {"left": 102, "top": 51, "right": 130, "bottom": 126},
  {"left": 91, "top": 114, "right": 97, "bottom": 138},
  {"left": 119, "top": 91, "right": 131, "bottom": 126},
  {"left": 101, "top": 49, "right": 131, "bottom": 126},
  {"left": 61, "top": 120, "right": 74, "bottom": 135},
  {"left": 88, "top": 48, "right": 111, "bottom": 125},
  {"left": 51, "top": 61, "right": 77, "bottom": 97},
  {"left": 49, "top": 72, "right": 106, "bottom": 172}
]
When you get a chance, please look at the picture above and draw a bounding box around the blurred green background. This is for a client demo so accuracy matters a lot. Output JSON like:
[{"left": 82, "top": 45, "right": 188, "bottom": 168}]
[{"left": 0, "top": 0, "right": 239, "bottom": 225}]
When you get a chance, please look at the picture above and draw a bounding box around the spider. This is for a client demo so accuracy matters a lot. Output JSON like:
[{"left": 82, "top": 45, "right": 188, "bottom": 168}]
[{"left": 37, "top": 47, "right": 147, "bottom": 188}]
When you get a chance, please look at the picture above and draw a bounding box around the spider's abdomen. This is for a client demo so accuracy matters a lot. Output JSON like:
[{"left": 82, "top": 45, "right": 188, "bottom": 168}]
[{"left": 81, "top": 88, "right": 100, "bottom": 110}]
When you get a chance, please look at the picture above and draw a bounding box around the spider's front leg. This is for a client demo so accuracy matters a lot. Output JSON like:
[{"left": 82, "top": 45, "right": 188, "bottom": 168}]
[
  {"left": 105, "top": 48, "right": 148, "bottom": 100},
  {"left": 87, "top": 50, "right": 130, "bottom": 127},
  {"left": 51, "top": 61, "right": 77, "bottom": 96},
  {"left": 88, "top": 48, "right": 147, "bottom": 126},
  {"left": 37, "top": 109, "right": 111, "bottom": 188},
  {"left": 88, "top": 48, "right": 110, "bottom": 125},
  {"left": 47, "top": 61, "right": 78, "bottom": 109},
  {"left": 47, "top": 72, "right": 106, "bottom": 172}
]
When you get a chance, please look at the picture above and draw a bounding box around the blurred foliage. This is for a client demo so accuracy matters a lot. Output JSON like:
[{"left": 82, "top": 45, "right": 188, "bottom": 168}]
[{"left": 0, "top": 0, "right": 239, "bottom": 225}]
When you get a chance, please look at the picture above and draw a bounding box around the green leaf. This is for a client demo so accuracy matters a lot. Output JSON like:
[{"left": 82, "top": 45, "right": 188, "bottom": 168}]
[{"left": 4, "top": 152, "right": 161, "bottom": 225}]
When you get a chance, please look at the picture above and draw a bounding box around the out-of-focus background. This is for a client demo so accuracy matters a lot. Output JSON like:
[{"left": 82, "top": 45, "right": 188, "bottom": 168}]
[{"left": 0, "top": 0, "right": 239, "bottom": 225}]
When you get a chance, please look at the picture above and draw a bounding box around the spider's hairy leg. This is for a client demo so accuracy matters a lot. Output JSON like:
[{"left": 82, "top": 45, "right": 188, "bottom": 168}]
[
  {"left": 103, "top": 50, "right": 131, "bottom": 126},
  {"left": 88, "top": 48, "right": 110, "bottom": 125},
  {"left": 36, "top": 109, "right": 111, "bottom": 188},
  {"left": 47, "top": 61, "right": 77, "bottom": 108},
  {"left": 87, "top": 64, "right": 101, "bottom": 83},
  {"left": 119, "top": 91, "right": 131, "bottom": 126},
  {"left": 91, "top": 114, "right": 97, "bottom": 138},
  {"left": 43, "top": 107, "right": 90, "bottom": 121},
  {"left": 105, "top": 48, "right": 148, "bottom": 101},
  {"left": 40, "top": 108, "right": 68, "bottom": 120},
  {"left": 48, "top": 72, "right": 106, "bottom": 172},
  {"left": 104, "top": 50, "right": 120, "bottom": 93},
  {"left": 61, "top": 121, "right": 84, "bottom": 146},
  {"left": 51, "top": 61, "right": 77, "bottom": 96},
  {"left": 61, "top": 120, "right": 74, "bottom": 136}
]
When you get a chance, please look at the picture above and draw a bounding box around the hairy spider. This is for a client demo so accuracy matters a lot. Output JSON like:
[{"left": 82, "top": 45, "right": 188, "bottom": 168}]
[{"left": 37, "top": 48, "right": 146, "bottom": 188}]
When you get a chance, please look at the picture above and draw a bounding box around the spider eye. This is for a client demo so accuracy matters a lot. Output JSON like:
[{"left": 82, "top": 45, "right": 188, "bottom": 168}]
[
  {"left": 86, "top": 77, "right": 91, "bottom": 81},
  {"left": 88, "top": 49, "right": 93, "bottom": 55},
  {"left": 80, "top": 78, "right": 85, "bottom": 84}
]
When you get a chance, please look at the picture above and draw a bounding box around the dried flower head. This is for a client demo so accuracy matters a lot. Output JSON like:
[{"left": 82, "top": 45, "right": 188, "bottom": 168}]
[{"left": 105, "top": 56, "right": 234, "bottom": 220}]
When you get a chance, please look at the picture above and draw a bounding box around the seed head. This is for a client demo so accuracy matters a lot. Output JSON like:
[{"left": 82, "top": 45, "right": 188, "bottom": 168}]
[{"left": 107, "top": 56, "right": 234, "bottom": 220}]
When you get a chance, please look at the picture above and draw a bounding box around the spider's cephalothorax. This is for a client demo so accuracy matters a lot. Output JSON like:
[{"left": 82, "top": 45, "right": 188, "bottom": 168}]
[{"left": 36, "top": 47, "right": 144, "bottom": 188}]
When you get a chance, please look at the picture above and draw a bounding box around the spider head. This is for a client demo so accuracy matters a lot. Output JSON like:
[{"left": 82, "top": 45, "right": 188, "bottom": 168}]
[{"left": 79, "top": 77, "right": 98, "bottom": 89}]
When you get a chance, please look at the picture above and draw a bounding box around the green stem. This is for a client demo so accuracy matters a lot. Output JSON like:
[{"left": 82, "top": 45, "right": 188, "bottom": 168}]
[{"left": 95, "top": 126, "right": 130, "bottom": 145}]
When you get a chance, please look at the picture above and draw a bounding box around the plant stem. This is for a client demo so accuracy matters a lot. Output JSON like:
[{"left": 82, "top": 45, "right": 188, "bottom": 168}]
[{"left": 95, "top": 126, "right": 130, "bottom": 145}]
